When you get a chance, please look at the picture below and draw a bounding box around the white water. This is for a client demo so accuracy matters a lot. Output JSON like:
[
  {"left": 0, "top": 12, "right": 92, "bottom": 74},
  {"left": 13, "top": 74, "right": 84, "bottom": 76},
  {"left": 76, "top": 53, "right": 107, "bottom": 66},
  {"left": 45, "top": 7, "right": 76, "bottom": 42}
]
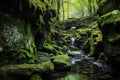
[
  {"left": 70, "top": 37, "right": 76, "bottom": 46},
  {"left": 71, "top": 51, "right": 88, "bottom": 64}
]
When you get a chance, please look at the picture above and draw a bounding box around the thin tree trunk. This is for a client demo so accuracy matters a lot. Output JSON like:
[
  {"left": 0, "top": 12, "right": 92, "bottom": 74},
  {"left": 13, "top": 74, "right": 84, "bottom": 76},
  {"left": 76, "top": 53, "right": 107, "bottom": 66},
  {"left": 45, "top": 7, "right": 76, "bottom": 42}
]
[
  {"left": 57, "top": 0, "right": 60, "bottom": 21},
  {"left": 51, "top": 0, "right": 54, "bottom": 5},
  {"left": 67, "top": 2, "right": 69, "bottom": 18},
  {"left": 88, "top": 0, "right": 92, "bottom": 16},
  {"left": 80, "top": 0, "right": 84, "bottom": 16},
  {"left": 62, "top": 0, "right": 65, "bottom": 21}
]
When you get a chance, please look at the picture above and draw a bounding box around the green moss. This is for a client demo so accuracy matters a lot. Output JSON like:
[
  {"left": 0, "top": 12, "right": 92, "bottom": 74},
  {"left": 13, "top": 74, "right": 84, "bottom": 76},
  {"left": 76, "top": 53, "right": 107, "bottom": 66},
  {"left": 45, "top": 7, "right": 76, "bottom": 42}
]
[
  {"left": 42, "top": 62, "right": 54, "bottom": 71},
  {"left": 93, "top": 30, "right": 102, "bottom": 44},
  {"left": 43, "top": 43, "right": 54, "bottom": 51},
  {"left": 52, "top": 54, "right": 71, "bottom": 67},
  {"left": 108, "top": 34, "right": 120, "bottom": 42},
  {"left": 0, "top": 63, "right": 54, "bottom": 78},
  {"left": 99, "top": 0, "right": 107, "bottom": 6},
  {"left": 63, "top": 33, "right": 73, "bottom": 40},
  {"left": 89, "top": 31, "right": 95, "bottom": 56},
  {"left": 35, "top": 52, "right": 50, "bottom": 63},
  {"left": 98, "top": 10, "right": 120, "bottom": 27},
  {"left": 17, "top": 49, "right": 35, "bottom": 63},
  {"left": 30, "top": 74, "right": 42, "bottom": 80}
]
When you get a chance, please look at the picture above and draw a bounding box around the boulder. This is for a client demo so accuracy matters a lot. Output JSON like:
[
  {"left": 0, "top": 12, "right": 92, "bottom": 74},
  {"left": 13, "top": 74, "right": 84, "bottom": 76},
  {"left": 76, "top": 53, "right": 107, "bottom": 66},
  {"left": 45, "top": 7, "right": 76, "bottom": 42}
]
[
  {"left": 52, "top": 54, "right": 71, "bottom": 71},
  {"left": 97, "top": 0, "right": 120, "bottom": 16}
]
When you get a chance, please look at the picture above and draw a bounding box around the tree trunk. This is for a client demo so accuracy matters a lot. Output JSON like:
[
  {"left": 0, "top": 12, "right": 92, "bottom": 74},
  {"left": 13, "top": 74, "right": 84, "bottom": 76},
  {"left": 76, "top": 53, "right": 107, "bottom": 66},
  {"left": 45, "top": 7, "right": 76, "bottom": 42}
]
[
  {"left": 62, "top": 0, "right": 65, "bottom": 21},
  {"left": 67, "top": 2, "right": 69, "bottom": 18},
  {"left": 88, "top": 0, "right": 92, "bottom": 16},
  {"left": 57, "top": 0, "right": 60, "bottom": 21}
]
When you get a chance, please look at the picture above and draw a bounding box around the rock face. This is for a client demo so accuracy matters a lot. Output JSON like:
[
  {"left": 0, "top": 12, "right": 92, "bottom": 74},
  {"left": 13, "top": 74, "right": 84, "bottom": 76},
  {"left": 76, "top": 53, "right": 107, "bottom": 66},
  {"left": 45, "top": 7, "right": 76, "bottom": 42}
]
[
  {"left": 0, "top": 0, "right": 55, "bottom": 65},
  {"left": 0, "top": 0, "right": 56, "bottom": 79},
  {"left": 97, "top": 0, "right": 120, "bottom": 16},
  {"left": 98, "top": 10, "right": 120, "bottom": 69},
  {"left": 97, "top": 0, "right": 120, "bottom": 70}
]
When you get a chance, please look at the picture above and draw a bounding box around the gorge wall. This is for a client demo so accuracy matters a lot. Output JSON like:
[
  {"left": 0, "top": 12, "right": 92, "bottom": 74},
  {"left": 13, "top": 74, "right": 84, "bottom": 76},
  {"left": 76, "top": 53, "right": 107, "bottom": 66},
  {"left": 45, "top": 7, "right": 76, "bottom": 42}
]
[{"left": 97, "top": 0, "right": 120, "bottom": 70}]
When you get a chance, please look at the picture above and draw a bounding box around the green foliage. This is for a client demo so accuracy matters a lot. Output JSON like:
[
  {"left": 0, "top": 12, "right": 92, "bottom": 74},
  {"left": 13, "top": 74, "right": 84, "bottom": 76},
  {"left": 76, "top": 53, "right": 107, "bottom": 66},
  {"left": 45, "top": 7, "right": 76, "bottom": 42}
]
[{"left": 28, "top": 0, "right": 46, "bottom": 12}]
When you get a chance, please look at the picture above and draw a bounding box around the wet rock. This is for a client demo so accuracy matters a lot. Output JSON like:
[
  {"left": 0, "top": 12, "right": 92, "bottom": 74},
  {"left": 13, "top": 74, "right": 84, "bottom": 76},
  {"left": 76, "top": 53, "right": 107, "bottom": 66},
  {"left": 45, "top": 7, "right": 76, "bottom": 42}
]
[{"left": 52, "top": 54, "right": 71, "bottom": 71}]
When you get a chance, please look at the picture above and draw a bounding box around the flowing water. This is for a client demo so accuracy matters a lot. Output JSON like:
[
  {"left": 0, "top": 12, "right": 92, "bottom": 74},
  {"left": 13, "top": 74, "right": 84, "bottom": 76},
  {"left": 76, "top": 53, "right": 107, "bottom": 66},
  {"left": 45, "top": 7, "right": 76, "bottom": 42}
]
[
  {"left": 45, "top": 51, "right": 114, "bottom": 80},
  {"left": 70, "top": 37, "right": 76, "bottom": 46}
]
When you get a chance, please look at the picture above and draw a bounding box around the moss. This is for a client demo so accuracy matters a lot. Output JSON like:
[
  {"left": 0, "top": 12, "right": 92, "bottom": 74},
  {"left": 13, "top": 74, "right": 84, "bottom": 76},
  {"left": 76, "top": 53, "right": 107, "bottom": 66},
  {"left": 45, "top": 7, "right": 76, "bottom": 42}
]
[
  {"left": 0, "top": 63, "right": 54, "bottom": 74},
  {"left": 99, "top": 0, "right": 107, "bottom": 6},
  {"left": 93, "top": 30, "right": 102, "bottom": 45},
  {"left": 43, "top": 43, "right": 55, "bottom": 52},
  {"left": 42, "top": 41, "right": 63, "bottom": 54},
  {"left": 16, "top": 49, "right": 35, "bottom": 63},
  {"left": 98, "top": 10, "right": 120, "bottom": 27},
  {"left": 52, "top": 54, "right": 71, "bottom": 67},
  {"left": 89, "top": 31, "right": 95, "bottom": 56},
  {"left": 2, "top": 47, "right": 35, "bottom": 64},
  {"left": 108, "top": 34, "right": 120, "bottom": 42},
  {"left": 35, "top": 52, "right": 50, "bottom": 63},
  {"left": 63, "top": 33, "right": 73, "bottom": 40},
  {"left": 42, "top": 62, "right": 54, "bottom": 71},
  {"left": 30, "top": 74, "right": 42, "bottom": 80}
]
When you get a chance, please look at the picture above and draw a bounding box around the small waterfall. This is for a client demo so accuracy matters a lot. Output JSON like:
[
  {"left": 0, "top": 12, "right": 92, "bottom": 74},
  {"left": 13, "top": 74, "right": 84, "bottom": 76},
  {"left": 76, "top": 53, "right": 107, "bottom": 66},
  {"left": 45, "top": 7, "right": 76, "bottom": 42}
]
[
  {"left": 71, "top": 52, "right": 88, "bottom": 64},
  {"left": 70, "top": 37, "right": 76, "bottom": 46}
]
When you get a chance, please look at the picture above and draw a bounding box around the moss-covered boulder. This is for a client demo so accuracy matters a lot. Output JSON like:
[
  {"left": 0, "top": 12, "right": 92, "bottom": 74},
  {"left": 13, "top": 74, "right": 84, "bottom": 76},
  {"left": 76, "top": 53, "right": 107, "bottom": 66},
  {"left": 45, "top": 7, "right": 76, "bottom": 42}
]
[
  {"left": 98, "top": 10, "right": 120, "bottom": 69},
  {"left": 51, "top": 54, "right": 71, "bottom": 71},
  {"left": 97, "top": 0, "right": 120, "bottom": 16},
  {"left": 64, "top": 17, "right": 97, "bottom": 30}
]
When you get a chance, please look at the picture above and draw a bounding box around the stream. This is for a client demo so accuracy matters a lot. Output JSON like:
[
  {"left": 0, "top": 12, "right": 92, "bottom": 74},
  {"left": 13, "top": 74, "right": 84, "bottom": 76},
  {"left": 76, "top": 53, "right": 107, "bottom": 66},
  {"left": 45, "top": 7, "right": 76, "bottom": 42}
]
[{"left": 44, "top": 50, "right": 114, "bottom": 80}]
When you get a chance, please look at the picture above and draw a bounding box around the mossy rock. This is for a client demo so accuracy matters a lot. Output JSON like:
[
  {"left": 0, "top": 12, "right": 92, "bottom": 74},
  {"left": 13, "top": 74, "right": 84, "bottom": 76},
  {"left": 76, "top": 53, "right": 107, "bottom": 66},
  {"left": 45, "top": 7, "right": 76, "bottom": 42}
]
[
  {"left": 42, "top": 62, "right": 54, "bottom": 71},
  {"left": 97, "top": 0, "right": 120, "bottom": 15},
  {"left": 98, "top": 10, "right": 120, "bottom": 27},
  {"left": 0, "top": 62, "right": 54, "bottom": 78},
  {"left": 35, "top": 52, "right": 51, "bottom": 63},
  {"left": 52, "top": 54, "right": 71, "bottom": 71}
]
